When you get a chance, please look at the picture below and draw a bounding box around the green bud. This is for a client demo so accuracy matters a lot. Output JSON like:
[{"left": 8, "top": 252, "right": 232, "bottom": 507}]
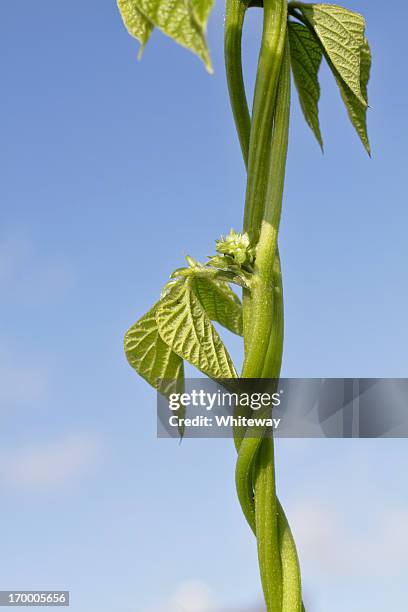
[{"left": 215, "top": 229, "right": 255, "bottom": 267}]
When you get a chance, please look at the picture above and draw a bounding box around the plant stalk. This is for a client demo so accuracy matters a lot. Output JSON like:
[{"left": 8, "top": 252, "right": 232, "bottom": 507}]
[
  {"left": 243, "top": 0, "right": 287, "bottom": 243},
  {"left": 225, "top": 1, "right": 302, "bottom": 610},
  {"left": 241, "top": 0, "right": 287, "bottom": 379}
]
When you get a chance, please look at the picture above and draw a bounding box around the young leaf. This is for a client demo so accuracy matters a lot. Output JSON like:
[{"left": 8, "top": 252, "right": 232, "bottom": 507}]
[
  {"left": 289, "top": 21, "right": 323, "bottom": 149},
  {"left": 333, "top": 38, "right": 371, "bottom": 153},
  {"left": 192, "top": 0, "right": 214, "bottom": 28},
  {"left": 117, "top": 0, "right": 153, "bottom": 58},
  {"left": 124, "top": 304, "right": 184, "bottom": 395},
  {"left": 194, "top": 277, "right": 243, "bottom": 336},
  {"left": 156, "top": 279, "right": 237, "bottom": 379},
  {"left": 117, "top": 0, "right": 213, "bottom": 72},
  {"left": 298, "top": 3, "right": 367, "bottom": 106}
]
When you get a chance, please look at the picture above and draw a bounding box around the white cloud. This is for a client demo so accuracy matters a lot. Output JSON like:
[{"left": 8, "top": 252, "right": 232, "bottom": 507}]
[
  {"left": 141, "top": 581, "right": 214, "bottom": 612},
  {"left": 290, "top": 497, "right": 408, "bottom": 579},
  {"left": 0, "top": 433, "right": 103, "bottom": 489},
  {"left": 173, "top": 582, "right": 214, "bottom": 612},
  {"left": 141, "top": 582, "right": 264, "bottom": 612}
]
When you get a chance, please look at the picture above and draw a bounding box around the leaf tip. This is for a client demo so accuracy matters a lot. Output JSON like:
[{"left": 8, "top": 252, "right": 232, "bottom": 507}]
[
  {"left": 137, "top": 44, "right": 146, "bottom": 61},
  {"left": 202, "top": 49, "right": 214, "bottom": 74},
  {"left": 316, "top": 133, "right": 324, "bottom": 153}
]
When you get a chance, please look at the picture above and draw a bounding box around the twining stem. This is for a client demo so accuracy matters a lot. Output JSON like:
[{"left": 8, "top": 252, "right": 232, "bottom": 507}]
[
  {"left": 234, "top": 428, "right": 303, "bottom": 610},
  {"left": 245, "top": 40, "right": 291, "bottom": 612},
  {"left": 254, "top": 435, "right": 282, "bottom": 608},
  {"left": 241, "top": 0, "right": 287, "bottom": 380},
  {"left": 242, "top": 30, "right": 289, "bottom": 380},
  {"left": 224, "top": 0, "right": 250, "bottom": 165},
  {"left": 279, "top": 505, "right": 303, "bottom": 611},
  {"left": 224, "top": 0, "right": 283, "bottom": 358},
  {"left": 262, "top": 253, "right": 284, "bottom": 378},
  {"left": 243, "top": 0, "right": 287, "bottom": 243},
  {"left": 225, "top": 0, "right": 302, "bottom": 610}
]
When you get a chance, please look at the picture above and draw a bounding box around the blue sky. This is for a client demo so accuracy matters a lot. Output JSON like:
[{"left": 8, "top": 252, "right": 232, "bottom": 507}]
[{"left": 1, "top": 1, "right": 408, "bottom": 611}]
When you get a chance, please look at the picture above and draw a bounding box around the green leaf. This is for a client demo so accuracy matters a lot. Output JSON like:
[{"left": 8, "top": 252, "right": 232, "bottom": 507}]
[
  {"left": 289, "top": 21, "right": 323, "bottom": 149},
  {"left": 124, "top": 304, "right": 184, "bottom": 396},
  {"left": 194, "top": 277, "right": 243, "bottom": 336},
  {"left": 299, "top": 3, "right": 367, "bottom": 106},
  {"left": 192, "top": 0, "right": 214, "bottom": 28},
  {"left": 117, "top": 0, "right": 153, "bottom": 58},
  {"left": 156, "top": 279, "right": 237, "bottom": 379},
  {"left": 333, "top": 37, "right": 371, "bottom": 154},
  {"left": 117, "top": 0, "right": 213, "bottom": 72}
]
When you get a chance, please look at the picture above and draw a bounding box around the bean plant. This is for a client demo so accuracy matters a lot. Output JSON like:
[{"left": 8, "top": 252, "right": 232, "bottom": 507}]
[{"left": 118, "top": 0, "right": 372, "bottom": 609}]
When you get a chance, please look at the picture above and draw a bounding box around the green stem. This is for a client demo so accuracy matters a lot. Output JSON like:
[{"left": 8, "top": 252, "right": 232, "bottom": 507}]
[
  {"left": 224, "top": 0, "right": 251, "bottom": 165},
  {"left": 225, "top": 2, "right": 302, "bottom": 610},
  {"left": 241, "top": 27, "right": 289, "bottom": 380},
  {"left": 262, "top": 251, "right": 284, "bottom": 378},
  {"left": 235, "top": 432, "right": 262, "bottom": 531},
  {"left": 243, "top": 0, "right": 287, "bottom": 242},
  {"left": 240, "top": 37, "right": 293, "bottom": 612},
  {"left": 224, "top": 0, "right": 254, "bottom": 348},
  {"left": 234, "top": 440, "right": 302, "bottom": 605},
  {"left": 224, "top": 0, "right": 260, "bottom": 384},
  {"left": 253, "top": 43, "right": 291, "bottom": 612},
  {"left": 278, "top": 504, "right": 303, "bottom": 612},
  {"left": 240, "top": 10, "right": 288, "bottom": 607},
  {"left": 241, "top": 0, "right": 287, "bottom": 379},
  {"left": 254, "top": 436, "right": 282, "bottom": 610}
]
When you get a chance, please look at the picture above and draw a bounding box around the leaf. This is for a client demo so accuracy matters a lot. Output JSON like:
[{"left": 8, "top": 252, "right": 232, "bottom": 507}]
[
  {"left": 156, "top": 279, "right": 237, "bottom": 379},
  {"left": 299, "top": 3, "right": 367, "bottom": 106},
  {"left": 117, "top": 0, "right": 213, "bottom": 72},
  {"left": 192, "top": 0, "right": 214, "bottom": 28},
  {"left": 333, "top": 38, "right": 371, "bottom": 153},
  {"left": 289, "top": 21, "right": 323, "bottom": 149},
  {"left": 125, "top": 304, "right": 186, "bottom": 438},
  {"left": 117, "top": 0, "right": 153, "bottom": 58},
  {"left": 124, "top": 304, "right": 184, "bottom": 396},
  {"left": 194, "top": 277, "right": 243, "bottom": 335}
]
